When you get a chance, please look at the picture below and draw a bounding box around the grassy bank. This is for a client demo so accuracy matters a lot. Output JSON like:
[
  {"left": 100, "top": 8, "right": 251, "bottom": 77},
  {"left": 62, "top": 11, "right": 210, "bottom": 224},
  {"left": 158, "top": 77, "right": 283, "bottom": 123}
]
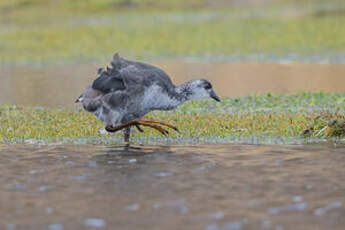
[
  {"left": 1, "top": 93, "right": 345, "bottom": 144},
  {"left": 1, "top": 0, "right": 345, "bottom": 66}
]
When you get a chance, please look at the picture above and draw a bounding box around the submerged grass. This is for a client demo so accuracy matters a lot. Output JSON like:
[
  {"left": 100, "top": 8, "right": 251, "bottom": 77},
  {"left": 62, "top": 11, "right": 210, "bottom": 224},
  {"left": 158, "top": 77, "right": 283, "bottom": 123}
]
[
  {"left": 1, "top": 92, "right": 345, "bottom": 144},
  {"left": 1, "top": 0, "right": 345, "bottom": 66}
]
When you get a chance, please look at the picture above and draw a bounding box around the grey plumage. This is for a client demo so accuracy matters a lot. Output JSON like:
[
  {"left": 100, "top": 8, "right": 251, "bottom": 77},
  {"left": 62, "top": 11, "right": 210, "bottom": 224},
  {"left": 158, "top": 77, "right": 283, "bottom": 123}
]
[{"left": 76, "top": 53, "right": 220, "bottom": 129}]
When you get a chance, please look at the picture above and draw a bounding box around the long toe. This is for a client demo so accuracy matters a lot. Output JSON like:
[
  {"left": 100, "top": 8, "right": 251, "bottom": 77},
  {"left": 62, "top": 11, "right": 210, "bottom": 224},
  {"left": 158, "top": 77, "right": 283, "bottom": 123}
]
[
  {"left": 138, "top": 121, "right": 169, "bottom": 136},
  {"left": 104, "top": 120, "right": 171, "bottom": 137},
  {"left": 151, "top": 125, "right": 169, "bottom": 136},
  {"left": 135, "top": 124, "right": 144, "bottom": 133},
  {"left": 140, "top": 119, "right": 179, "bottom": 133}
]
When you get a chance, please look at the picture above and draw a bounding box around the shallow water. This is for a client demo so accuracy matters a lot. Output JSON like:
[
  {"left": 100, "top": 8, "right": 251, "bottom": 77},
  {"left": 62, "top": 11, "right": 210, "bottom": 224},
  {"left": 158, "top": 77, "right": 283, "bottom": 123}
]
[
  {"left": 1, "top": 62, "right": 345, "bottom": 108},
  {"left": 1, "top": 143, "right": 344, "bottom": 230}
]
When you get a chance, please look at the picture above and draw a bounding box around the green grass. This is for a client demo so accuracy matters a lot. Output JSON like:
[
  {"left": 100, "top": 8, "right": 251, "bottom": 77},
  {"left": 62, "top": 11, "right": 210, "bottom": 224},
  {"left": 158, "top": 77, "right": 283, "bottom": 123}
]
[
  {"left": 1, "top": 0, "right": 345, "bottom": 66},
  {"left": 1, "top": 1, "right": 344, "bottom": 144},
  {"left": 1, "top": 92, "right": 345, "bottom": 144}
]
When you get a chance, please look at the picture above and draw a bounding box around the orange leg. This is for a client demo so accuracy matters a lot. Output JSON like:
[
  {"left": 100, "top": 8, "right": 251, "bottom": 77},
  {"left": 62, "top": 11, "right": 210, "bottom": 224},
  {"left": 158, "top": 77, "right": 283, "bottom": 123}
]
[
  {"left": 105, "top": 119, "right": 179, "bottom": 142},
  {"left": 105, "top": 120, "right": 170, "bottom": 138},
  {"left": 139, "top": 119, "right": 179, "bottom": 133}
]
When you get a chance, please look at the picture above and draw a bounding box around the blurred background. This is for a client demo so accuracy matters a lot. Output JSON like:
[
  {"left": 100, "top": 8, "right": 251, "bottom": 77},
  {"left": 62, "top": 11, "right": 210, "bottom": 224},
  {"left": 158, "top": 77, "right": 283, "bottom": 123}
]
[
  {"left": 1, "top": 3, "right": 345, "bottom": 230},
  {"left": 0, "top": 0, "right": 345, "bottom": 107}
]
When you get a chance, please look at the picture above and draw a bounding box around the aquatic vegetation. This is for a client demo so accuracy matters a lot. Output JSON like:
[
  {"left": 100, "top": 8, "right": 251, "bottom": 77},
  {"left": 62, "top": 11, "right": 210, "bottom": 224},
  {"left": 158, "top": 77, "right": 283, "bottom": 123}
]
[
  {"left": 302, "top": 111, "right": 345, "bottom": 138},
  {"left": 1, "top": 93, "right": 345, "bottom": 144}
]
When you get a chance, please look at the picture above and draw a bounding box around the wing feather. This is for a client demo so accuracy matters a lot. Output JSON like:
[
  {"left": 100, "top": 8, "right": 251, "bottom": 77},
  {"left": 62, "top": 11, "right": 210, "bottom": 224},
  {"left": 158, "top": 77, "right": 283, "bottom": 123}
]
[{"left": 91, "top": 53, "right": 175, "bottom": 94}]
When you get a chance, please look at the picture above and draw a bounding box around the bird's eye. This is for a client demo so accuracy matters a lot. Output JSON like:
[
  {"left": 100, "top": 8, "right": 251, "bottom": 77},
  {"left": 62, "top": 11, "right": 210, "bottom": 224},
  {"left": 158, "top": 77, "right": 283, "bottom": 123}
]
[{"left": 204, "top": 83, "right": 212, "bottom": 90}]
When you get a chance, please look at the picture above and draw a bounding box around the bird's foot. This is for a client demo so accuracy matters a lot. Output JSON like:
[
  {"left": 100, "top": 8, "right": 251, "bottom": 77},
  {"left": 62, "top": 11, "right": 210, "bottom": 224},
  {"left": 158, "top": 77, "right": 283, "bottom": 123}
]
[
  {"left": 139, "top": 119, "right": 180, "bottom": 133},
  {"left": 138, "top": 121, "right": 169, "bottom": 136},
  {"left": 105, "top": 119, "right": 179, "bottom": 137}
]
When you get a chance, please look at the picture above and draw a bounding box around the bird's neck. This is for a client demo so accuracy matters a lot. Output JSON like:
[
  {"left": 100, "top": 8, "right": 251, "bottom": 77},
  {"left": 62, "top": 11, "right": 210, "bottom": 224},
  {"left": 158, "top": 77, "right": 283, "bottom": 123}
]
[
  {"left": 175, "top": 81, "right": 193, "bottom": 103},
  {"left": 146, "top": 82, "right": 192, "bottom": 111}
]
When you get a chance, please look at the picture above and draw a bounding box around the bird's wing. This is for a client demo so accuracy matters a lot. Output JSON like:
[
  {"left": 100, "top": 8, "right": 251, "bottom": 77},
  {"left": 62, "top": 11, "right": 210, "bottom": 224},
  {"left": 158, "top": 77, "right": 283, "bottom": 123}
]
[
  {"left": 91, "top": 53, "right": 137, "bottom": 94},
  {"left": 119, "top": 65, "right": 146, "bottom": 90},
  {"left": 113, "top": 53, "right": 175, "bottom": 87},
  {"left": 92, "top": 53, "right": 175, "bottom": 94},
  {"left": 91, "top": 55, "right": 125, "bottom": 94},
  {"left": 91, "top": 73, "right": 125, "bottom": 94}
]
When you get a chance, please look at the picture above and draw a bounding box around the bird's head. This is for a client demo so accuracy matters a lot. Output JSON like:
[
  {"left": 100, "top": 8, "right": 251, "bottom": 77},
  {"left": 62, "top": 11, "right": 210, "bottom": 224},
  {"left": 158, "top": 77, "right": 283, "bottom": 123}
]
[{"left": 182, "top": 79, "right": 220, "bottom": 102}]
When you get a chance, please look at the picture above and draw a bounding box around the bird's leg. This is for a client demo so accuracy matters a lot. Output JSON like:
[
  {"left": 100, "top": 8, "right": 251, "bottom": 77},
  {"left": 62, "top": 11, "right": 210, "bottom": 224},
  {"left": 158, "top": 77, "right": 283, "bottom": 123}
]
[
  {"left": 139, "top": 119, "right": 179, "bottom": 133},
  {"left": 105, "top": 120, "right": 169, "bottom": 136},
  {"left": 123, "top": 127, "right": 131, "bottom": 142},
  {"left": 105, "top": 120, "right": 139, "bottom": 133},
  {"left": 138, "top": 121, "right": 169, "bottom": 136}
]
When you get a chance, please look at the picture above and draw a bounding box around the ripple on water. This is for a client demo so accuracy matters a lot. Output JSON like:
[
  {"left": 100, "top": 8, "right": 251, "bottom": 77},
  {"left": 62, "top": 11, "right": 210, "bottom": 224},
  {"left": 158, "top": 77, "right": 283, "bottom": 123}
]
[
  {"left": 48, "top": 224, "right": 63, "bottom": 230},
  {"left": 314, "top": 201, "right": 342, "bottom": 216},
  {"left": 8, "top": 184, "right": 26, "bottom": 191},
  {"left": 155, "top": 172, "right": 173, "bottom": 177},
  {"left": 275, "top": 225, "right": 285, "bottom": 230},
  {"left": 38, "top": 185, "right": 50, "bottom": 192},
  {"left": 222, "top": 221, "right": 243, "bottom": 230},
  {"left": 261, "top": 220, "right": 272, "bottom": 229},
  {"left": 124, "top": 204, "right": 140, "bottom": 211},
  {"left": 88, "top": 160, "right": 97, "bottom": 167},
  {"left": 152, "top": 200, "right": 189, "bottom": 214},
  {"left": 268, "top": 203, "right": 308, "bottom": 215},
  {"left": 209, "top": 211, "right": 225, "bottom": 220},
  {"left": 292, "top": 196, "right": 303, "bottom": 203},
  {"left": 5, "top": 224, "right": 15, "bottom": 230},
  {"left": 83, "top": 218, "right": 106, "bottom": 228},
  {"left": 46, "top": 207, "right": 53, "bottom": 215},
  {"left": 205, "top": 224, "right": 219, "bottom": 230},
  {"left": 205, "top": 221, "right": 245, "bottom": 230},
  {"left": 129, "top": 158, "right": 137, "bottom": 163},
  {"left": 70, "top": 174, "right": 89, "bottom": 181}
]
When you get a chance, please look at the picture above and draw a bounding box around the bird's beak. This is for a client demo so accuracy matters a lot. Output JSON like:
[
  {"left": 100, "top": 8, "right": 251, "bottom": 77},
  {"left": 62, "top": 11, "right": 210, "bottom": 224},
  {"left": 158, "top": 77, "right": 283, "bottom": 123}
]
[
  {"left": 210, "top": 90, "right": 221, "bottom": 102},
  {"left": 75, "top": 95, "right": 83, "bottom": 103}
]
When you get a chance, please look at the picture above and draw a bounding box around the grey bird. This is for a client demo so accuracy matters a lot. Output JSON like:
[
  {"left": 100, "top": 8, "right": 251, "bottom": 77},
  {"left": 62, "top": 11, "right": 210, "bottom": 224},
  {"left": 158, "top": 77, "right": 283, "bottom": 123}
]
[{"left": 76, "top": 53, "right": 220, "bottom": 142}]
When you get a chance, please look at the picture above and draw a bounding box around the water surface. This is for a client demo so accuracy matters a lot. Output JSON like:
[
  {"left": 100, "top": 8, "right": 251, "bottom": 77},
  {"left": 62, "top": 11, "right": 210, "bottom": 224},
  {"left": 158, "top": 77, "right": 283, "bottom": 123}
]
[
  {"left": 1, "top": 62, "right": 345, "bottom": 108},
  {"left": 1, "top": 143, "right": 344, "bottom": 229}
]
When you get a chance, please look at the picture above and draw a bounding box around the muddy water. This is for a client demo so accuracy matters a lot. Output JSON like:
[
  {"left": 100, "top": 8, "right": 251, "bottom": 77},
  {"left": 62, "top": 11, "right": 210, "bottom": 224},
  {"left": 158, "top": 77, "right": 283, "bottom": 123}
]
[
  {"left": 0, "top": 143, "right": 344, "bottom": 230},
  {"left": 1, "top": 62, "right": 345, "bottom": 108}
]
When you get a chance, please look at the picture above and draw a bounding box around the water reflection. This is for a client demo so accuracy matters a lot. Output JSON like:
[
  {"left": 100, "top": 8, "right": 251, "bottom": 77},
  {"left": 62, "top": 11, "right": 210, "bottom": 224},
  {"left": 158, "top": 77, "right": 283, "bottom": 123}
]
[
  {"left": 103, "top": 144, "right": 174, "bottom": 156},
  {"left": 1, "top": 62, "right": 345, "bottom": 107}
]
